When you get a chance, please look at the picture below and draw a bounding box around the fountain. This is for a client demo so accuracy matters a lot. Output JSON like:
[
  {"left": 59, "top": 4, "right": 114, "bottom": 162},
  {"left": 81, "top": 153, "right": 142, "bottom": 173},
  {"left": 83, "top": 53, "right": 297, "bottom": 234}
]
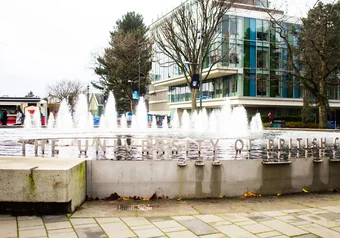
[
  {"left": 1, "top": 92, "right": 340, "bottom": 203},
  {"left": 4, "top": 92, "right": 340, "bottom": 161}
]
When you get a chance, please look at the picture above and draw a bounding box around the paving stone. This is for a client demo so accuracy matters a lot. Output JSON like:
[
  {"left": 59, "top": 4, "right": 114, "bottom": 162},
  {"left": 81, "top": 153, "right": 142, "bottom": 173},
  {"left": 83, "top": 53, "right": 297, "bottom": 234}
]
[
  {"left": 290, "top": 220, "right": 312, "bottom": 226},
  {"left": 248, "top": 215, "right": 273, "bottom": 222},
  {"left": 198, "top": 233, "right": 227, "bottom": 238},
  {"left": 261, "top": 211, "right": 286, "bottom": 217},
  {"left": 178, "top": 219, "right": 218, "bottom": 236},
  {"left": 298, "top": 214, "right": 340, "bottom": 228},
  {"left": 42, "top": 215, "right": 68, "bottom": 223},
  {"left": 153, "top": 220, "right": 183, "bottom": 229},
  {"left": 133, "top": 227, "right": 165, "bottom": 238},
  {"left": 318, "top": 212, "right": 340, "bottom": 220},
  {"left": 71, "top": 223, "right": 99, "bottom": 229},
  {"left": 257, "top": 231, "right": 282, "bottom": 237},
  {"left": 216, "top": 224, "right": 258, "bottom": 238},
  {"left": 261, "top": 220, "right": 308, "bottom": 237},
  {"left": 100, "top": 222, "right": 137, "bottom": 238},
  {"left": 18, "top": 219, "right": 44, "bottom": 227},
  {"left": 70, "top": 218, "right": 96, "bottom": 226},
  {"left": 234, "top": 220, "right": 257, "bottom": 226},
  {"left": 309, "top": 210, "right": 329, "bottom": 214},
  {"left": 49, "top": 232, "right": 78, "bottom": 238},
  {"left": 17, "top": 216, "right": 41, "bottom": 221},
  {"left": 148, "top": 216, "right": 173, "bottom": 222},
  {"left": 209, "top": 221, "right": 232, "bottom": 227},
  {"left": 0, "top": 215, "right": 16, "bottom": 221},
  {"left": 241, "top": 223, "right": 273, "bottom": 233},
  {"left": 218, "top": 213, "right": 251, "bottom": 223},
  {"left": 0, "top": 220, "right": 17, "bottom": 237},
  {"left": 48, "top": 228, "right": 75, "bottom": 234},
  {"left": 302, "top": 208, "right": 325, "bottom": 213},
  {"left": 95, "top": 217, "right": 121, "bottom": 224},
  {"left": 280, "top": 209, "right": 302, "bottom": 214},
  {"left": 121, "top": 217, "right": 151, "bottom": 227},
  {"left": 19, "top": 225, "right": 45, "bottom": 231},
  {"left": 294, "top": 212, "right": 310, "bottom": 216},
  {"left": 19, "top": 228, "right": 47, "bottom": 238},
  {"left": 299, "top": 223, "right": 340, "bottom": 237},
  {"left": 131, "top": 224, "right": 155, "bottom": 231},
  {"left": 321, "top": 206, "right": 340, "bottom": 213},
  {"left": 172, "top": 215, "right": 197, "bottom": 221},
  {"left": 195, "top": 214, "right": 225, "bottom": 223},
  {"left": 291, "top": 234, "right": 320, "bottom": 238},
  {"left": 74, "top": 226, "right": 107, "bottom": 238},
  {"left": 276, "top": 215, "right": 305, "bottom": 223},
  {"left": 162, "top": 226, "right": 187, "bottom": 233},
  {"left": 167, "top": 230, "right": 198, "bottom": 238},
  {"left": 45, "top": 221, "right": 73, "bottom": 230}
]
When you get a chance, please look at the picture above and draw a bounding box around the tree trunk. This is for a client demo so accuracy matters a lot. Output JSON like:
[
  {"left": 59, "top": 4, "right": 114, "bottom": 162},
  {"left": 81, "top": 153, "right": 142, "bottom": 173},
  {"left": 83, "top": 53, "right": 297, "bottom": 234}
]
[
  {"left": 318, "top": 79, "right": 328, "bottom": 128},
  {"left": 318, "top": 101, "right": 328, "bottom": 129},
  {"left": 191, "top": 89, "right": 197, "bottom": 111},
  {"left": 130, "top": 99, "right": 133, "bottom": 113}
]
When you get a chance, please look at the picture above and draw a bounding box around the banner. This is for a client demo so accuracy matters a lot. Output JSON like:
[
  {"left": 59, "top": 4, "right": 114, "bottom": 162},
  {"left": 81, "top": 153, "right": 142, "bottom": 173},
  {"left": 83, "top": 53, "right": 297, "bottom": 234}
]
[{"left": 132, "top": 89, "right": 139, "bottom": 100}]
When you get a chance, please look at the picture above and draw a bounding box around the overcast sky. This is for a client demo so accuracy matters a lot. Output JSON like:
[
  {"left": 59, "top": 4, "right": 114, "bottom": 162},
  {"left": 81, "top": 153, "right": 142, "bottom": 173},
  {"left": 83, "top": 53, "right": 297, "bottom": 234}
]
[{"left": 0, "top": 0, "right": 328, "bottom": 97}]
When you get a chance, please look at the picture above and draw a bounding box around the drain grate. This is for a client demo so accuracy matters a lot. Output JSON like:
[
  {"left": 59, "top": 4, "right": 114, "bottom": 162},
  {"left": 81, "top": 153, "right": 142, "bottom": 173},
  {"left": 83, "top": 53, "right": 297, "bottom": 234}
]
[{"left": 118, "top": 204, "right": 153, "bottom": 211}]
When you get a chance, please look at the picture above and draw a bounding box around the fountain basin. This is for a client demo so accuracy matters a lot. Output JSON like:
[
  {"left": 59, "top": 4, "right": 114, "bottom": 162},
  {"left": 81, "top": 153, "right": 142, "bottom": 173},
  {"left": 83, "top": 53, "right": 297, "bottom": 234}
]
[{"left": 87, "top": 157, "right": 338, "bottom": 199}]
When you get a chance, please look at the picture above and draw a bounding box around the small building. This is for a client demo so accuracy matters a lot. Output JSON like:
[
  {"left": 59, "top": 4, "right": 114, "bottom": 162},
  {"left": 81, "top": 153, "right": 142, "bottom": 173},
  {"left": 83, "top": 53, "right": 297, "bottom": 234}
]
[
  {"left": 89, "top": 93, "right": 105, "bottom": 118},
  {"left": 0, "top": 97, "right": 48, "bottom": 125}
]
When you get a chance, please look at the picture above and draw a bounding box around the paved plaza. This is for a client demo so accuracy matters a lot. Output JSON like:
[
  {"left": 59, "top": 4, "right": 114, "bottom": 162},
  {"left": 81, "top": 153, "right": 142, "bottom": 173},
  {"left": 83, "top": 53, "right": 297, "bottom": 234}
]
[{"left": 2, "top": 193, "right": 340, "bottom": 237}]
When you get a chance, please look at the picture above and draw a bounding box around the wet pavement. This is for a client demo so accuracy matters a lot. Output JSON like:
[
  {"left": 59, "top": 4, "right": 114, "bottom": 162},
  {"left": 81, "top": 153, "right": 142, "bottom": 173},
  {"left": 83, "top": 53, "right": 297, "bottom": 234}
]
[{"left": 2, "top": 192, "right": 340, "bottom": 237}]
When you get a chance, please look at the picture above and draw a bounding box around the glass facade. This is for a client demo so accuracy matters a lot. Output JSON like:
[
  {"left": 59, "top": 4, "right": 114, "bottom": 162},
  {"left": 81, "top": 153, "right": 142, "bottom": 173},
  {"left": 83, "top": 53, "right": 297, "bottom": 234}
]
[{"left": 152, "top": 13, "right": 304, "bottom": 104}]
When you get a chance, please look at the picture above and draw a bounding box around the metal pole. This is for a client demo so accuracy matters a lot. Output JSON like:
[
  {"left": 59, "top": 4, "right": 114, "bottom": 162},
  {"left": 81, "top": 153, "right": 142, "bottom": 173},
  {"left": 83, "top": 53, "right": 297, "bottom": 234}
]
[{"left": 198, "top": 32, "right": 203, "bottom": 109}]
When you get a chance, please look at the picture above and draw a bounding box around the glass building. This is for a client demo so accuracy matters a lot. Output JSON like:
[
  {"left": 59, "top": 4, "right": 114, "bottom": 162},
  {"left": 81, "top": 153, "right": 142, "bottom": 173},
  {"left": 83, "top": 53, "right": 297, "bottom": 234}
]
[{"left": 148, "top": 0, "right": 340, "bottom": 122}]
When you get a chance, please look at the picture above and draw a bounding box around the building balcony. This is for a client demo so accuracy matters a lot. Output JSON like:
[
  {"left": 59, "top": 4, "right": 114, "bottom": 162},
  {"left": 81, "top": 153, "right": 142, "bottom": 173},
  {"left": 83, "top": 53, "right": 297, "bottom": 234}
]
[
  {"left": 153, "top": 66, "right": 239, "bottom": 87},
  {"left": 167, "top": 96, "right": 340, "bottom": 110}
]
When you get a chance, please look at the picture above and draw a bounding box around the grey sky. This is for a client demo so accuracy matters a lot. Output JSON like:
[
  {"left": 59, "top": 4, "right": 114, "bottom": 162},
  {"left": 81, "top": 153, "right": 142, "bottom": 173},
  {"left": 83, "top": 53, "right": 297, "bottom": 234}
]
[{"left": 0, "top": 0, "right": 325, "bottom": 97}]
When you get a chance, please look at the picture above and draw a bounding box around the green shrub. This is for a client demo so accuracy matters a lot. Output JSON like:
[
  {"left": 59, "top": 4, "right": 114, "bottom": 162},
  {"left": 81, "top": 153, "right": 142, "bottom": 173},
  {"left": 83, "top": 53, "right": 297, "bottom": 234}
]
[
  {"left": 263, "top": 121, "right": 319, "bottom": 128},
  {"left": 285, "top": 122, "right": 319, "bottom": 128}
]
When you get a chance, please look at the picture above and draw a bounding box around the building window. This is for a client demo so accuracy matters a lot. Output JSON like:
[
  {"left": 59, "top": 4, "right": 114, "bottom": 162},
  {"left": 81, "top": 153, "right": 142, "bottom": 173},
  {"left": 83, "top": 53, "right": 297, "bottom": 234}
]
[
  {"left": 256, "top": 19, "right": 269, "bottom": 41},
  {"left": 257, "top": 74, "right": 268, "bottom": 96},
  {"left": 230, "top": 53, "right": 239, "bottom": 64},
  {"left": 257, "top": 46, "right": 269, "bottom": 69}
]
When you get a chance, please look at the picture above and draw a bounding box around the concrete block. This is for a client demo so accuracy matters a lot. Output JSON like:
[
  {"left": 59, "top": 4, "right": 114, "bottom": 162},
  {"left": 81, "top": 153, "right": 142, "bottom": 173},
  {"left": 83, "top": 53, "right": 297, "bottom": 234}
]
[{"left": 0, "top": 156, "right": 86, "bottom": 213}]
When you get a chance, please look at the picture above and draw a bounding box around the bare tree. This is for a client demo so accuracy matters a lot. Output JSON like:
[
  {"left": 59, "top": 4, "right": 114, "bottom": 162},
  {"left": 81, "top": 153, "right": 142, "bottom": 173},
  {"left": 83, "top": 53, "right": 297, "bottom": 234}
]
[
  {"left": 46, "top": 80, "right": 86, "bottom": 109},
  {"left": 152, "top": 0, "right": 236, "bottom": 110},
  {"left": 266, "top": 1, "right": 340, "bottom": 128}
]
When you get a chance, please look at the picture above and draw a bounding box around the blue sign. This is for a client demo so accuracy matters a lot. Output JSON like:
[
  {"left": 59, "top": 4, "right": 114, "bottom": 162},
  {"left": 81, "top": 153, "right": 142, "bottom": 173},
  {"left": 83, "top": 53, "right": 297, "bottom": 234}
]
[{"left": 132, "top": 89, "right": 139, "bottom": 100}]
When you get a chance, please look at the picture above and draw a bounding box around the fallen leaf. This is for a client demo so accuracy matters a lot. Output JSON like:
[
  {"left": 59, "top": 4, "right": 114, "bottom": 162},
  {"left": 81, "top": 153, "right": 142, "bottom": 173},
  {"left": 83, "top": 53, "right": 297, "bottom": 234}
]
[
  {"left": 122, "top": 197, "right": 130, "bottom": 200},
  {"left": 218, "top": 196, "right": 223, "bottom": 199},
  {"left": 177, "top": 198, "right": 181, "bottom": 201},
  {"left": 277, "top": 193, "right": 281, "bottom": 196},
  {"left": 302, "top": 188, "right": 308, "bottom": 193}
]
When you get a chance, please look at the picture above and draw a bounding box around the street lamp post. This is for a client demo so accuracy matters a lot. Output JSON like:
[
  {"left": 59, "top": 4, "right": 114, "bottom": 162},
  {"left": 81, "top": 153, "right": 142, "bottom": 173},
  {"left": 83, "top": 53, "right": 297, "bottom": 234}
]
[
  {"left": 198, "top": 45, "right": 203, "bottom": 109},
  {"left": 198, "top": 29, "right": 203, "bottom": 109}
]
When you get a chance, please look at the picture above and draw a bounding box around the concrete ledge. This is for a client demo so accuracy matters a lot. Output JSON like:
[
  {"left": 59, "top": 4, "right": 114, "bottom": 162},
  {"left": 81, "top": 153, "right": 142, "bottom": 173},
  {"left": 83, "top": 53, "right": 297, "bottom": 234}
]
[
  {"left": 87, "top": 158, "right": 337, "bottom": 199},
  {"left": 0, "top": 157, "right": 86, "bottom": 213}
]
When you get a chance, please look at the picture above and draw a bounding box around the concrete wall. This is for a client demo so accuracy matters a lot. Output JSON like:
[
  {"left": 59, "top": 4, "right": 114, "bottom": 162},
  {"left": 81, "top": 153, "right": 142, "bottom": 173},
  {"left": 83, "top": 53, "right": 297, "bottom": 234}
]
[
  {"left": 87, "top": 158, "right": 340, "bottom": 199},
  {"left": 0, "top": 157, "right": 86, "bottom": 212}
]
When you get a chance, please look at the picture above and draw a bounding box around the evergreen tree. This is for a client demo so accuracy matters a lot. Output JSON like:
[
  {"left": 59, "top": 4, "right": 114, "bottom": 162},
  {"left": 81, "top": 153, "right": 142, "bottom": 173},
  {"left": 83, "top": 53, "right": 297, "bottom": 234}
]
[{"left": 92, "top": 12, "right": 152, "bottom": 113}]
